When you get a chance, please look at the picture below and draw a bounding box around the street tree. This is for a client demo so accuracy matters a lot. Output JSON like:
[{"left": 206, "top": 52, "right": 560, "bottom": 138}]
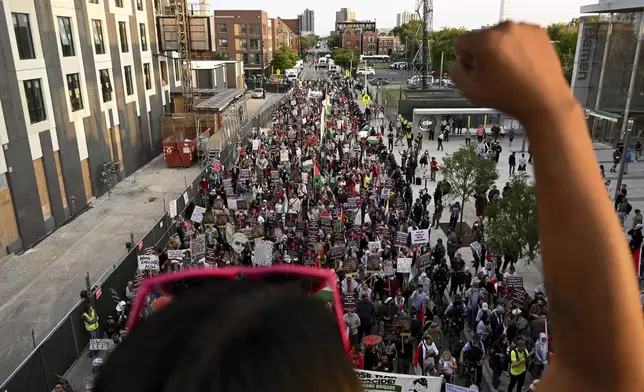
[
  {"left": 484, "top": 174, "right": 540, "bottom": 264},
  {"left": 271, "top": 46, "right": 298, "bottom": 73},
  {"left": 332, "top": 48, "right": 360, "bottom": 69},
  {"left": 430, "top": 28, "right": 467, "bottom": 74},
  {"left": 547, "top": 23, "right": 579, "bottom": 82},
  {"left": 301, "top": 36, "right": 320, "bottom": 51},
  {"left": 327, "top": 35, "right": 341, "bottom": 50},
  {"left": 441, "top": 145, "right": 499, "bottom": 227},
  {"left": 392, "top": 19, "right": 422, "bottom": 59}
]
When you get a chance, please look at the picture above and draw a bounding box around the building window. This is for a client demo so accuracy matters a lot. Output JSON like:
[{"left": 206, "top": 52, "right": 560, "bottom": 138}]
[
  {"left": 143, "top": 63, "right": 151, "bottom": 90},
  {"left": 160, "top": 61, "right": 168, "bottom": 85},
  {"left": 12, "top": 13, "right": 36, "bottom": 60},
  {"left": 57, "top": 17, "right": 75, "bottom": 57},
  {"left": 238, "top": 53, "right": 248, "bottom": 64},
  {"left": 88, "top": 0, "right": 99, "bottom": 3},
  {"left": 99, "top": 69, "right": 112, "bottom": 102},
  {"left": 115, "top": 0, "right": 123, "bottom": 7},
  {"left": 136, "top": 0, "right": 142, "bottom": 10},
  {"left": 237, "top": 38, "right": 247, "bottom": 50},
  {"left": 92, "top": 20, "right": 105, "bottom": 55},
  {"left": 218, "top": 38, "right": 228, "bottom": 48},
  {"left": 217, "top": 23, "right": 227, "bottom": 33},
  {"left": 124, "top": 65, "right": 134, "bottom": 95},
  {"left": 139, "top": 23, "right": 147, "bottom": 51},
  {"left": 250, "top": 53, "right": 260, "bottom": 65},
  {"left": 235, "top": 23, "right": 247, "bottom": 35},
  {"left": 23, "top": 79, "right": 46, "bottom": 124},
  {"left": 66, "top": 73, "right": 83, "bottom": 112},
  {"left": 218, "top": 52, "right": 230, "bottom": 60},
  {"left": 249, "top": 38, "right": 260, "bottom": 51},
  {"left": 118, "top": 22, "right": 129, "bottom": 52},
  {"left": 248, "top": 23, "right": 261, "bottom": 35},
  {"left": 173, "top": 58, "right": 180, "bottom": 82}
]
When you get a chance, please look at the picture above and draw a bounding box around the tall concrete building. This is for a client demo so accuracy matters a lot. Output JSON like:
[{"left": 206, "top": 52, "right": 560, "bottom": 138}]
[
  {"left": 0, "top": 0, "right": 176, "bottom": 255},
  {"left": 396, "top": 10, "right": 418, "bottom": 27},
  {"left": 298, "top": 9, "right": 315, "bottom": 35},
  {"left": 335, "top": 8, "right": 356, "bottom": 23},
  {"left": 499, "top": 0, "right": 509, "bottom": 22}
]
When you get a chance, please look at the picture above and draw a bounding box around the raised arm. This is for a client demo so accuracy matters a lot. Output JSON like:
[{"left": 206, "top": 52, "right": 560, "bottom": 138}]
[{"left": 450, "top": 22, "right": 644, "bottom": 392}]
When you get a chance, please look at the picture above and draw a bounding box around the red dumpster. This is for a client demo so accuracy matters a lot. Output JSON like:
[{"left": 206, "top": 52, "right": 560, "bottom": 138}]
[{"left": 162, "top": 128, "right": 212, "bottom": 168}]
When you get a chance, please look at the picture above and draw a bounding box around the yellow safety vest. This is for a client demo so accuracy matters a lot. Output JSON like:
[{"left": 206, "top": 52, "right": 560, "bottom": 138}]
[{"left": 83, "top": 309, "right": 99, "bottom": 332}]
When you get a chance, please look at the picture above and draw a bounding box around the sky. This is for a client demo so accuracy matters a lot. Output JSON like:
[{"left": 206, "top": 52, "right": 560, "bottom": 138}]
[{"left": 209, "top": 0, "right": 593, "bottom": 36}]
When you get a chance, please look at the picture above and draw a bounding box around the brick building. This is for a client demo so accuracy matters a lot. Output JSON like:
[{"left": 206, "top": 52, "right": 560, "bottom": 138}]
[
  {"left": 377, "top": 36, "right": 395, "bottom": 55},
  {"left": 271, "top": 18, "right": 299, "bottom": 54},
  {"left": 213, "top": 10, "right": 272, "bottom": 76}
]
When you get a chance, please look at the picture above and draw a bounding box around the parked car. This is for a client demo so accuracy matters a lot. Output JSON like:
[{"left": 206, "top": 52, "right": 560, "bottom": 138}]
[
  {"left": 368, "top": 77, "right": 390, "bottom": 86},
  {"left": 406, "top": 74, "right": 434, "bottom": 87},
  {"left": 356, "top": 66, "right": 376, "bottom": 76},
  {"left": 390, "top": 62, "right": 407, "bottom": 70},
  {"left": 251, "top": 88, "right": 265, "bottom": 99}
]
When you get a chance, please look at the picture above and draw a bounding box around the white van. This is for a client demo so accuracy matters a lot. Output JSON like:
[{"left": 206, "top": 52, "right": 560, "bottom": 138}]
[{"left": 318, "top": 57, "right": 327, "bottom": 67}]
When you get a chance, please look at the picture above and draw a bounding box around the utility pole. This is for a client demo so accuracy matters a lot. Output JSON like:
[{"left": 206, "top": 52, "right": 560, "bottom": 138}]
[
  {"left": 421, "top": 0, "right": 431, "bottom": 90},
  {"left": 614, "top": 12, "right": 644, "bottom": 200},
  {"left": 439, "top": 51, "right": 444, "bottom": 90}
]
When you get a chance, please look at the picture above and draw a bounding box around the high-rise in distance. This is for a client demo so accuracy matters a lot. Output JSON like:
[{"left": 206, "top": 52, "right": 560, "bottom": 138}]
[
  {"left": 396, "top": 10, "right": 419, "bottom": 27},
  {"left": 335, "top": 8, "right": 356, "bottom": 23},
  {"left": 298, "top": 9, "right": 315, "bottom": 35}
]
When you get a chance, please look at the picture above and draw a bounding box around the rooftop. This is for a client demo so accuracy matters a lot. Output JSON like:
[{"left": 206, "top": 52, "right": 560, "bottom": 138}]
[{"left": 194, "top": 89, "right": 246, "bottom": 112}]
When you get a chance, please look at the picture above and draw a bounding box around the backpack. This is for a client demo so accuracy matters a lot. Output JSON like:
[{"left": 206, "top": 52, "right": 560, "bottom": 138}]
[
  {"left": 511, "top": 348, "right": 530, "bottom": 367},
  {"left": 465, "top": 342, "right": 484, "bottom": 362}
]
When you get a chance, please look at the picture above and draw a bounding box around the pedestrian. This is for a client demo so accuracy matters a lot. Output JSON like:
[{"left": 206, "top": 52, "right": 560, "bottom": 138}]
[
  {"left": 625, "top": 149, "right": 632, "bottom": 174},
  {"left": 437, "top": 132, "right": 444, "bottom": 151},
  {"left": 476, "top": 124, "right": 485, "bottom": 143},
  {"left": 464, "top": 128, "right": 472, "bottom": 146},
  {"left": 509, "top": 152, "right": 516, "bottom": 175},
  {"left": 610, "top": 148, "right": 621, "bottom": 172},
  {"left": 636, "top": 141, "right": 642, "bottom": 161},
  {"left": 507, "top": 339, "right": 530, "bottom": 392},
  {"left": 508, "top": 127, "right": 515, "bottom": 146}
]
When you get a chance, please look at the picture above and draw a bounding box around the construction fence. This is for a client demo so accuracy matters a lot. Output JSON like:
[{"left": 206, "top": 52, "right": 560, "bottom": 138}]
[{"left": 0, "top": 91, "right": 291, "bottom": 392}]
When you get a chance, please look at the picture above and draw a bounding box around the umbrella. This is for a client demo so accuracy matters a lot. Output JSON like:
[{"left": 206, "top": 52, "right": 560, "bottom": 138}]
[{"left": 362, "top": 335, "right": 382, "bottom": 346}]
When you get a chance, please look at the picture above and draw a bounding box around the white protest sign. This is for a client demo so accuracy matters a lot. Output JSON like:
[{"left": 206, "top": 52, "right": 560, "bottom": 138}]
[
  {"left": 354, "top": 370, "right": 442, "bottom": 392},
  {"left": 396, "top": 257, "right": 412, "bottom": 273},
  {"left": 190, "top": 206, "right": 207, "bottom": 223},
  {"left": 368, "top": 241, "right": 381, "bottom": 254},
  {"left": 253, "top": 240, "right": 274, "bottom": 266},
  {"left": 445, "top": 383, "right": 478, "bottom": 392},
  {"left": 137, "top": 254, "right": 160, "bottom": 271},
  {"left": 167, "top": 249, "right": 186, "bottom": 260},
  {"left": 410, "top": 229, "right": 430, "bottom": 245},
  {"left": 280, "top": 150, "right": 289, "bottom": 162},
  {"left": 182, "top": 191, "right": 188, "bottom": 204},
  {"left": 169, "top": 199, "right": 177, "bottom": 218},
  {"left": 89, "top": 339, "right": 115, "bottom": 351},
  {"left": 252, "top": 139, "right": 260, "bottom": 151}
]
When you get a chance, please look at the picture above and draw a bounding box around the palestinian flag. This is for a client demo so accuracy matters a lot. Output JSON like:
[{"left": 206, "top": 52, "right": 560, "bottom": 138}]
[
  {"left": 367, "top": 136, "right": 379, "bottom": 144},
  {"left": 335, "top": 208, "right": 346, "bottom": 230},
  {"left": 315, "top": 284, "right": 335, "bottom": 301},
  {"left": 314, "top": 159, "right": 322, "bottom": 184},
  {"left": 303, "top": 159, "right": 314, "bottom": 171}
]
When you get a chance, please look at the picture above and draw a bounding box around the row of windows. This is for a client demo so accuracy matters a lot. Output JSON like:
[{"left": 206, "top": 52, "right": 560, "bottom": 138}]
[
  {"left": 89, "top": 0, "right": 143, "bottom": 9},
  {"left": 217, "top": 23, "right": 262, "bottom": 35},
  {"left": 23, "top": 61, "right": 159, "bottom": 124},
  {"left": 12, "top": 12, "right": 150, "bottom": 60}
]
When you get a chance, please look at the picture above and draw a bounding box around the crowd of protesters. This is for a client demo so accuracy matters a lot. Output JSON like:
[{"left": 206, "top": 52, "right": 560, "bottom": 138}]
[{"left": 73, "top": 76, "right": 557, "bottom": 392}]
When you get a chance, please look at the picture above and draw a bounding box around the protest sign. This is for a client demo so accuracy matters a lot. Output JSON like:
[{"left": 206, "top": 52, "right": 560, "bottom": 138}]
[
  {"left": 253, "top": 240, "right": 274, "bottom": 266},
  {"left": 393, "top": 314, "right": 412, "bottom": 332},
  {"left": 330, "top": 245, "right": 345, "bottom": 259},
  {"left": 343, "top": 257, "right": 357, "bottom": 273},
  {"left": 397, "top": 257, "right": 412, "bottom": 273},
  {"left": 445, "top": 384, "right": 478, "bottom": 392},
  {"left": 169, "top": 199, "right": 177, "bottom": 218},
  {"left": 354, "top": 370, "right": 442, "bottom": 392},
  {"left": 190, "top": 234, "right": 206, "bottom": 259},
  {"left": 368, "top": 241, "right": 381, "bottom": 254},
  {"left": 190, "top": 206, "right": 206, "bottom": 223},
  {"left": 410, "top": 229, "right": 430, "bottom": 245},
  {"left": 395, "top": 232, "right": 408, "bottom": 248},
  {"left": 367, "top": 255, "right": 381, "bottom": 271},
  {"left": 506, "top": 275, "right": 524, "bottom": 290},
  {"left": 513, "top": 288, "right": 528, "bottom": 307},
  {"left": 383, "top": 260, "right": 395, "bottom": 276},
  {"left": 137, "top": 254, "right": 159, "bottom": 271},
  {"left": 205, "top": 248, "right": 216, "bottom": 265},
  {"left": 343, "top": 293, "right": 357, "bottom": 311},
  {"left": 280, "top": 150, "right": 289, "bottom": 162},
  {"left": 167, "top": 249, "right": 186, "bottom": 260},
  {"left": 89, "top": 339, "right": 115, "bottom": 351},
  {"left": 417, "top": 253, "right": 432, "bottom": 269},
  {"left": 236, "top": 199, "right": 248, "bottom": 210}
]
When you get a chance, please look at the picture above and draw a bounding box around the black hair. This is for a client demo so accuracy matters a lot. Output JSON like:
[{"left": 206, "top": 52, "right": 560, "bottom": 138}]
[{"left": 94, "top": 280, "right": 359, "bottom": 392}]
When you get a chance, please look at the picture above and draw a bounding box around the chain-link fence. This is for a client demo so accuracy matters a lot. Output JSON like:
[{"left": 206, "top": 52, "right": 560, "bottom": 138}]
[{"left": 0, "top": 91, "right": 290, "bottom": 392}]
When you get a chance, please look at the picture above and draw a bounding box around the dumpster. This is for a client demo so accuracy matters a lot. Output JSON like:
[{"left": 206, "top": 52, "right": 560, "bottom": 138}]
[{"left": 162, "top": 128, "right": 211, "bottom": 168}]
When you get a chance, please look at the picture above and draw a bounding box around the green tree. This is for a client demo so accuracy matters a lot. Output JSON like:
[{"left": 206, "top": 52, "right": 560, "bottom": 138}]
[
  {"left": 271, "top": 46, "right": 298, "bottom": 73},
  {"left": 441, "top": 146, "right": 499, "bottom": 227},
  {"left": 392, "top": 19, "right": 423, "bottom": 60},
  {"left": 328, "top": 35, "right": 341, "bottom": 49},
  {"left": 301, "top": 35, "right": 320, "bottom": 51},
  {"left": 430, "top": 28, "right": 467, "bottom": 73},
  {"left": 484, "top": 174, "right": 540, "bottom": 264},
  {"left": 332, "top": 48, "right": 359, "bottom": 69},
  {"left": 547, "top": 23, "right": 579, "bottom": 82}
]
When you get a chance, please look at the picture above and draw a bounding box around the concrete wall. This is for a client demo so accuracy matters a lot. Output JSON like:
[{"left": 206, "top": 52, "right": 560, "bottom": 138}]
[{"left": 0, "top": 0, "right": 175, "bottom": 256}]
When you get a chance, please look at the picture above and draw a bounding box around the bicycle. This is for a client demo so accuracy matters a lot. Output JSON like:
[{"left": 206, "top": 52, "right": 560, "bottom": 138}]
[{"left": 459, "top": 361, "right": 479, "bottom": 388}]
